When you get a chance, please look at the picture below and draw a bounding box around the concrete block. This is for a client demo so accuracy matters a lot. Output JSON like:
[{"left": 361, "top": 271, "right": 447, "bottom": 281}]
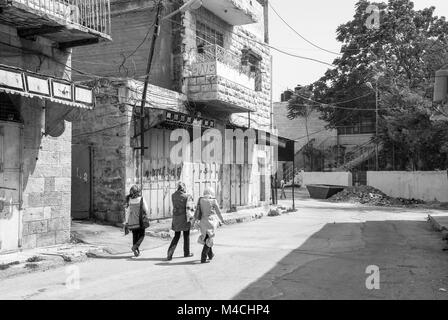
[
  {"left": 21, "top": 234, "right": 37, "bottom": 249},
  {"left": 55, "top": 178, "right": 71, "bottom": 192},
  {"left": 44, "top": 177, "right": 55, "bottom": 192},
  {"left": 27, "top": 193, "right": 45, "bottom": 208},
  {"left": 36, "top": 232, "right": 56, "bottom": 247},
  {"left": 55, "top": 230, "right": 70, "bottom": 244},
  {"left": 28, "top": 220, "right": 48, "bottom": 235},
  {"left": 23, "top": 207, "right": 45, "bottom": 222}
]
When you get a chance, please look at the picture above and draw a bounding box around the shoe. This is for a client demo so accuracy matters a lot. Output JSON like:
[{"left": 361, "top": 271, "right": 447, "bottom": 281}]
[
  {"left": 184, "top": 253, "right": 194, "bottom": 258},
  {"left": 132, "top": 246, "right": 139, "bottom": 257},
  {"left": 201, "top": 260, "right": 210, "bottom": 264},
  {"left": 208, "top": 253, "right": 214, "bottom": 260},
  {"left": 166, "top": 256, "right": 173, "bottom": 261}
]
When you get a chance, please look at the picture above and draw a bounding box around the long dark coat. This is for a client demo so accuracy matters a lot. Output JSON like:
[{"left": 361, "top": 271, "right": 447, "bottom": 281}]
[{"left": 171, "top": 190, "right": 192, "bottom": 232}]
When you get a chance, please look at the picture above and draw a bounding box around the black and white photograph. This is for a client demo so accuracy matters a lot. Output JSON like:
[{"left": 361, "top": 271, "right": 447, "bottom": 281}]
[{"left": 0, "top": 0, "right": 448, "bottom": 308}]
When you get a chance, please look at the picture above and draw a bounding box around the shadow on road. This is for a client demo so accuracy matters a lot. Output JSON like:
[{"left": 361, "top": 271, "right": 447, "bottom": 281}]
[
  {"left": 233, "top": 220, "right": 448, "bottom": 300},
  {"left": 154, "top": 260, "right": 203, "bottom": 266}
]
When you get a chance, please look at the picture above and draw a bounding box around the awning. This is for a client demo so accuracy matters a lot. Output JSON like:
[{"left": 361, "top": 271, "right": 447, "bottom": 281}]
[
  {"left": 0, "top": 64, "right": 94, "bottom": 109},
  {"left": 226, "top": 124, "right": 295, "bottom": 162}
]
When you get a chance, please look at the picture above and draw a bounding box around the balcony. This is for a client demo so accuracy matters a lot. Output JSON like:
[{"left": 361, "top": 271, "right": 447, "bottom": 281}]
[
  {"left": 0, "top": 0, "right": 111, "bottom": 48},
  {"left": 186, "top": 45, "right": 258, "bottom": 113},
  {"left": 201, "top": 0, "right": 262, "bottom": 26}
]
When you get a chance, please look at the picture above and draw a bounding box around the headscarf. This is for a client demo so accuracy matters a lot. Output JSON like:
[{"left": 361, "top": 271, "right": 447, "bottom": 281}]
[
  {"left": 126, "top": 185, "right": 141, "bottom": 206},
  {"left": 203, "top": 187, "right": 215, "bottom": 198},
  {"left": 176, "top": 181, "right": 186, "bottom": 193}
]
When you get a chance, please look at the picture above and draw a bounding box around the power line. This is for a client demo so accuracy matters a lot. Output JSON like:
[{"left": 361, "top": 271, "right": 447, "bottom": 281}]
[
  {"left": 268, "top": 1, "right": 341, "bottom": 56},
  {"left": 162, "top": 17, "right": 336, "bottom": 67}
]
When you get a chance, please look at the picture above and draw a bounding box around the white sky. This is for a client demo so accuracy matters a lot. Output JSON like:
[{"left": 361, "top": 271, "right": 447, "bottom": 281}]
[{"left": 269, "top": 0, "right": 448, "bottom": 101}]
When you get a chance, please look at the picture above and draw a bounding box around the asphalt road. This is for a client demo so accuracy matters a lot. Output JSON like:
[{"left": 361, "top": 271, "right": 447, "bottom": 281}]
[{"left": 0, "top": 200, "right": 447, "bottom": 300}]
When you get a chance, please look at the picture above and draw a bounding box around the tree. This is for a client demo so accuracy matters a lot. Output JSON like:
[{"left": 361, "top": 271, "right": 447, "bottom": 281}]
[
  {"left": 287, "top": 85, "right": 322, "bottom": 170},
  {"left": 309, "top": 0, "right": 448, "bottom": 170}
]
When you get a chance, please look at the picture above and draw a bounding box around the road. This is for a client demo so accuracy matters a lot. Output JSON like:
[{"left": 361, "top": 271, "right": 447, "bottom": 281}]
[{"left": 0, "top": 200, "right": 448, "bottom": 300}]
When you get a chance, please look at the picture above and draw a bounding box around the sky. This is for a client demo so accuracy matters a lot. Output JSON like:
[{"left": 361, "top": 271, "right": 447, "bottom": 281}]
[{"left": 269, "top": 0, "right": 448, "bottom": 102}]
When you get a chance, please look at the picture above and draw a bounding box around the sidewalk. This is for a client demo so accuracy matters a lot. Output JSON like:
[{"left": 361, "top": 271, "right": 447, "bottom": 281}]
[{"left": 0, "top": 243, "right": 106, "bottom": 280}]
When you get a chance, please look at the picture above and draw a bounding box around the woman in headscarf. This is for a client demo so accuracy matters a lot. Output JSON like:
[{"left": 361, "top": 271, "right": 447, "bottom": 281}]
[
  {"left": 167, "top": 182, "right": 194, "bottom": 261},
  {"left": 195, "top": 187, "right": 225, "bottom": 264},
  {"left": 124, "top": 185, "right": 150, "bottom": 257}
]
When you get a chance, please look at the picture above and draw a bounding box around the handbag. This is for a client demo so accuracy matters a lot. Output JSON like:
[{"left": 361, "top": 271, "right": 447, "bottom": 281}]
[
  {"left": 194, "top": 197, "right": 203, "bottom": 221},
  {"left": 139, "top": 198, "right": 150, "bottom": 229},
  {"left": 186, "top": 196, "right": 195, "bottom": 222}
]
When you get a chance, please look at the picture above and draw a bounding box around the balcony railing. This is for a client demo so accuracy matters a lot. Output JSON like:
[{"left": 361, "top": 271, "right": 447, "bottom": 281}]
[
  {"left": 14, "top": 0, "right": 111, "bottom": 36},
  {"left": 195, "top": 44, "right": 253, "bottom": 79}
]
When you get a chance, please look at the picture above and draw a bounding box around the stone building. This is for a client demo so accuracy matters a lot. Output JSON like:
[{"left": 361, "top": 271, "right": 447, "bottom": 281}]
[
  {"left": 71, "top": 0, "right": 285, "bottom": 223},
  {"left": 0, "top": 0, "right": 111, "bottom": 252}
]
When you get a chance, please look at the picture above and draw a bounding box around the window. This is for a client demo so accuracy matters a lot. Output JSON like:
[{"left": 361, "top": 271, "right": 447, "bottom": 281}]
[
  {"left": 242, "top": 48, "right": 263, "bottom": 91},
  {"left": 196, "top": 21, "right": 224, "bottom": 47}
]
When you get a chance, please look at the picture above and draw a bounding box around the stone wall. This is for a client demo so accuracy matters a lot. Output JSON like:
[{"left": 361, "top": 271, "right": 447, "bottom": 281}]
[
  {"left": 72, "top": 80, "right": 189, "bottom": 223},
  {"left": 72, "top": 81, "right": 131, "bottom": 223},
  {"left": 0, "top": 24, "right": 73, "bottom": 249},
  {"left": 367, "top": 171, "right": 448, "bottom": 202},
  {"left": 72, "top": 1, "right": 173, "bottom": 90},
  {"left": 179, "top": 6, "right": 272, "bottom": 132}
]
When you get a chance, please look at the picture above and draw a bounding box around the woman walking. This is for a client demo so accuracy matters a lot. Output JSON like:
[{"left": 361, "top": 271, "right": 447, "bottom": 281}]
[
  {"left": 167, "top": 182, "right": 194, "bottom": 261},
  {"left": 124, "top": 185, "right": 150, "bottom": 257},
  {"left": 195, "top": 187, "right": 225, "bottom": 264}
]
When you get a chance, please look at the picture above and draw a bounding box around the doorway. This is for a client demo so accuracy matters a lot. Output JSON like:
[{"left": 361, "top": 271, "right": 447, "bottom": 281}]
[
  {"left": 0, "top": 121, "right": 23, "bottom": 252},
  {"left": 71, "top": 144, "right": 92, "bottom": 220}
]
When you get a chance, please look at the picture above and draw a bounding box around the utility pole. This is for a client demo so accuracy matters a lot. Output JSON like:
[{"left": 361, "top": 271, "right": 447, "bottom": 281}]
[
  {"left": 138, "top": 1, "right": 164, "bottom": 188},
  {"left": 375, "top": 80, "right": 379, "bottom": 171}
]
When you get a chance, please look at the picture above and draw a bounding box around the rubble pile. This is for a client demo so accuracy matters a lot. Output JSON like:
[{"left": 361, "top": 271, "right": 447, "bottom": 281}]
[{"left": 329, "top": 186, "right": 425, "bottom": 207}]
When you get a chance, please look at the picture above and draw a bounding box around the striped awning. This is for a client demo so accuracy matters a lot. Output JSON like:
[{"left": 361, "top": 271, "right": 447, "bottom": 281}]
[{"left": 0, "top": 64, "right": 94, "bottom": 109}]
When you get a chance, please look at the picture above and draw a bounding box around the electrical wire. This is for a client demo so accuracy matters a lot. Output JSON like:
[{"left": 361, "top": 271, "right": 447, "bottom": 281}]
[{"left": 268, "top": 1, "right": 342, "bottom": 56}]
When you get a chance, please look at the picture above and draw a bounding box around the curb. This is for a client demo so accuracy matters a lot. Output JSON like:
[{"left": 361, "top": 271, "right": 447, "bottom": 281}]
[
  {"left": 0, "top": 246, "right": 106, "bottom": 281},
  {"left": 428, "top": 215, "right": 448, "bottom": 243}
]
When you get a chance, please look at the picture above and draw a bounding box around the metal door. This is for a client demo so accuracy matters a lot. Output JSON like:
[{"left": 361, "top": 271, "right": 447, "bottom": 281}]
[
  {"left": 142, "top": 129, "right": 178, "bottom": 220},
  {"left": 71, "top": 144, "right": 91, "bottom": 219},
  {"left": 0, "top": 121, "right": 22, "bottom": 252},
  {"left": 192, "top": 162, "right": 221, "bottom": 205}
]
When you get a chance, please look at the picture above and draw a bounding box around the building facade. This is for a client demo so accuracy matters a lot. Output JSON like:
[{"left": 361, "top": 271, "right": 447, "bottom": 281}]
[
  {"left": 0, "top": 0, "right": 111, "bottom": 252},
  {"left": 71, "top": 0, "right": 277, "bottom": 223}
]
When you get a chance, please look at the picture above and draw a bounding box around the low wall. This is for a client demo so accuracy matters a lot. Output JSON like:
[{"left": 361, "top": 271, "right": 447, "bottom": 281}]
[
  {"left": 367, "top": 171, "right": 448, "bottom": 202},
  {"left": 300, "top": 172, "right": 353, "bottom": 187}
]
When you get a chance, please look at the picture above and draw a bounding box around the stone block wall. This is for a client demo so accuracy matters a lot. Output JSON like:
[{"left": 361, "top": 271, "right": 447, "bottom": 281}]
[
  {"left": 72, "top": 81, "right": 132, "bottom": 223},
  {"left": 179, "top": 6, "right": 272, "bottom": 132},
  {"left": 0, "top": 24, "right": 74, "bottom": 250},
  {"left": 21, "top": 103, "right": 72, "bottom": 248}
]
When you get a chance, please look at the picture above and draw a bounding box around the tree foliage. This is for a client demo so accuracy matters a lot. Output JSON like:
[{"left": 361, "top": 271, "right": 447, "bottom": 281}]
[{"left": 303, "top": 0, "right": 448, "bottom": 170}]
